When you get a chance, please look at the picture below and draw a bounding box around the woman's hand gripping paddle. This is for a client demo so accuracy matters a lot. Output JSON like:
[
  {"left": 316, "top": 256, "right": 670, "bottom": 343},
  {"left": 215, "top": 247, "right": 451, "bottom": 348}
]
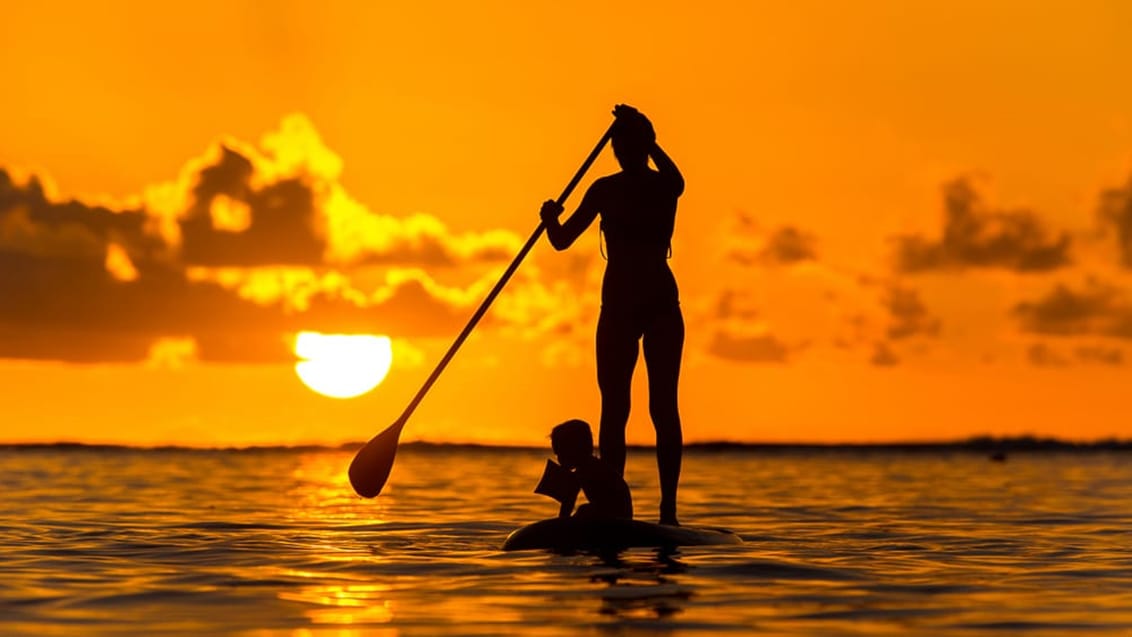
[{"left": 348, "top": 121, "right": 615, "bottom": 498}]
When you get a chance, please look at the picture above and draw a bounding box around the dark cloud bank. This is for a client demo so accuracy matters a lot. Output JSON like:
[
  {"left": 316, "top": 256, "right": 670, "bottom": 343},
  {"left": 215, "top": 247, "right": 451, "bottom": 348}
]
[{"left": 0, "top": 130, "right": 507, "bottom": 363}]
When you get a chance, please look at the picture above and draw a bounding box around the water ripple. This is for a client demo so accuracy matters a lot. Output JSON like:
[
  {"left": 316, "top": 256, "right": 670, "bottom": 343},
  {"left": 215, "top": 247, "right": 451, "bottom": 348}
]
[{"left": 2, "top": 447, "right": 1131, "bottom": 635}]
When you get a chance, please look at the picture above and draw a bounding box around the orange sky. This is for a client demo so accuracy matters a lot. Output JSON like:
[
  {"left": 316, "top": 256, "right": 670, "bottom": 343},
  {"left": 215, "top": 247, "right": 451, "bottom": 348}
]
[{"left": 2, "top": 1, "right": 1131, "bottom": 446}]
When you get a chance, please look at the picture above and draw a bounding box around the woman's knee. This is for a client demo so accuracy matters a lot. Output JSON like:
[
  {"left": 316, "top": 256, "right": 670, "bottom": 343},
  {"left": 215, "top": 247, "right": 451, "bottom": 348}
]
[
  {"left": 649, "top": 410, "right": 682, "bottom": 437},
  {"left": 649, "top": 394, "right": 679, "bottom": 419}
]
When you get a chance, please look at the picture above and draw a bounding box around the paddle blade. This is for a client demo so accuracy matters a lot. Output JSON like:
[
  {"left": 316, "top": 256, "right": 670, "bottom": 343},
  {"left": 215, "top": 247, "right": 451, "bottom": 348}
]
[{"left": 348, "top": 419, "right": 406, "bottom": 498}]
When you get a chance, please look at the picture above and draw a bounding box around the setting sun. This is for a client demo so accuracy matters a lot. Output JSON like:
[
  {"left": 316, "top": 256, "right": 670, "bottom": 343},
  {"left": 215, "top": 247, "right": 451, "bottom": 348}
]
[{"left": 294, "top": 332, "right": 393, "bottom": 399}]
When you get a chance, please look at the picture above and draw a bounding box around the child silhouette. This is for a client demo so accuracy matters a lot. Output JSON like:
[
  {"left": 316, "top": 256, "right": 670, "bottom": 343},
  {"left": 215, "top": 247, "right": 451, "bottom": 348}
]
[{"left": 535, "top": 419, "right": 633, "bottom": 520}]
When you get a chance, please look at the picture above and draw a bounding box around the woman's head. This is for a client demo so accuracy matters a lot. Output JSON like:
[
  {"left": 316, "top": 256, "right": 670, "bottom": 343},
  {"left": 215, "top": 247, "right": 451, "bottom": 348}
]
[{"left": 611, "top": 114, "right": 654, "bottom": 170}]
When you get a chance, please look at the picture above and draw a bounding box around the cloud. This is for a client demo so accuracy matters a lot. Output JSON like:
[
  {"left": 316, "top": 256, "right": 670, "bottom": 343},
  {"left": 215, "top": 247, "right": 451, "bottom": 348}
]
[
  {"left": 705, "top": 211, "right": 908, "bottom": 364},
  {"left": 0, "top": 248, "right": 287, "bottom": 363},
  {"left": 191, "top": 332, "right": 298, "bottom": 364},
  {"left": 0, "top": 243, "right": 519, "bottom": 364},
  {"left": 707, "top": 331, "right": 795, "bottom": 363},
  {"left": 893, "top": 177, "right": 1071, "bottom": 272},
  {"left": 714, "top": 289, "right": 760, "bottom": 321},
  {"left": 884, "top": 284, "right": 941, "bottom": 340},
  {"left": 165, "top": 118, "right": 523, "bottom": 268},
  {"left": 1026, "top": 341, "right": 1124, "bottom": 367},
  {"left": 179, "top": 146, "right": 326, "bottom": 266},
  {"left": 302, "top": 270, "right": 474, "bottom": 338},
  {"left": 1097, "top": 175, "right": 1132, "bottom": 268},
  {"left": 0, "top": 169, "right": 163, "bottom": 266},
  {"left": 145, "top": 337, "right": 199, "bottom": 368},
  {"left": 1027, "top": 342, "right": 1070, "bottom": 367},
  {"left": 870, "top": 341, "right": 900, "bottom": 366},
  {"left": 726, "top": 215, "right": 819, "bottom": 266},
  {"left": 0, "top": 323, "right": 152, "bottom": 363},
  {"left": 731, "top": 225, "right": 818, "bottom": 266},
  {"left": 1074, "top": 345, "right": 1124, "bottom": 366},
  {"left": 0, "top": 115, "right": 539, "bottom": 363},
  {"left": 324, "top": 187, "right": 522, "bottom": 267},
  {"left": 704, "top": 286, "right": 801, "bottom": 363},
  {"left": 760, "top": 226, "right": 818, "bottom": 265},
  {"left": 1013, "top": 278, "right": 1132, "bottom": 339}
]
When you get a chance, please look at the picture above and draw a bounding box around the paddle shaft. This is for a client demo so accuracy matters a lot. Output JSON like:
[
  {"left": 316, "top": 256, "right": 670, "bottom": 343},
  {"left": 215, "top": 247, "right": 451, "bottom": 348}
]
[{"left": 393, "top": 124, "right": 614, "bottom": 428}]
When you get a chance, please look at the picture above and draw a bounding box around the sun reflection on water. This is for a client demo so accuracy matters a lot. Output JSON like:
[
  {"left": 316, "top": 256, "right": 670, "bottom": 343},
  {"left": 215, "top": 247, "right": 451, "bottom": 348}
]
[
  {"left": 256, "top": 628, "right": 400, "bottom": 637},
  {"left": 263, "top": 451, "right": 405, "bottom": 629},
  {"left": 285, "top": 452, "right": 392, "bottom": 524},
  {"left": 278, "top": 583, "right": 395, "bottom": 625}
]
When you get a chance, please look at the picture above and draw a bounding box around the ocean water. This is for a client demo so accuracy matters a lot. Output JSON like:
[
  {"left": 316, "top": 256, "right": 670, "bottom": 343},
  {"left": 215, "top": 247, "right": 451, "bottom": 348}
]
[{"left": 2, "top": 445, "right": 1131, "bottom": 636}]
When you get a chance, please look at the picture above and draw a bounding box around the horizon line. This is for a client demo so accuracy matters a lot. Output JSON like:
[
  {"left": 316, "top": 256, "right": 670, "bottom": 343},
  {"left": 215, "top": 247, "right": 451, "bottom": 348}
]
[{"left": 2, "top": 436, "right": 1131, "bottom": 453}]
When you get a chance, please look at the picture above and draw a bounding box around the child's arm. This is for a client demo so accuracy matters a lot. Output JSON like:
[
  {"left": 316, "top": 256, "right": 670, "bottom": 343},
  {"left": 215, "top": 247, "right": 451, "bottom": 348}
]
[
  {"left": 558, "top": 493, "right": 576, "bottom": 519},
  {"left": 535, "top": 459, "right": 580, "bottom": 518}
]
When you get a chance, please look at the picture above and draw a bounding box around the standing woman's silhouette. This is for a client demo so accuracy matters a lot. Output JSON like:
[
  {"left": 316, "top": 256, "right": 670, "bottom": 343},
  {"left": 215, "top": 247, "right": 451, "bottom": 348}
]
[{"left": 540, "top": 104, "right": 685, "bottom": 525}]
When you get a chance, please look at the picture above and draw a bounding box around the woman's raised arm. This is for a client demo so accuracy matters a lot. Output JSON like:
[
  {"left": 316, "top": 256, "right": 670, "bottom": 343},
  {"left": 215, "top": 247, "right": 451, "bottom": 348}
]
[{"left": 541, "top": 183, "right": 601, "bottom": 251}]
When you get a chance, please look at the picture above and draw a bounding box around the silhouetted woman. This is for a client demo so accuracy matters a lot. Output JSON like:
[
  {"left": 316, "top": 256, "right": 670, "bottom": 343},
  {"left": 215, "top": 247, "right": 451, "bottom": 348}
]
[{"left": 540, "top": 104, "right": 685, "bottom": 525}]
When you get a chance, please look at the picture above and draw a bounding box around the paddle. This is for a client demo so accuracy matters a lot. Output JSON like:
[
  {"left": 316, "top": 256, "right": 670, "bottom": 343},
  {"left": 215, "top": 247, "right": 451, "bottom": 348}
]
[{"left": 348, "top": 121, "right": 615, "bottom": 498}]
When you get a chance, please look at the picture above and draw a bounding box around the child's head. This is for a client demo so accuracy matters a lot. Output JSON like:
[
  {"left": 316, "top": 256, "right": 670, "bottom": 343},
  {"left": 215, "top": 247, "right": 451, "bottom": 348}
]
[{"left": 550, "top": 419, "right": 594, "bottom": 468}]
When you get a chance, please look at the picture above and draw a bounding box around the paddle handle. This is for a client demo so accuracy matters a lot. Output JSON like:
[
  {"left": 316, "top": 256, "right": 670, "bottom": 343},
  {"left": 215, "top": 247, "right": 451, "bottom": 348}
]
[{"left": 394, "top": 123, "right": 614, "bottom": 426}]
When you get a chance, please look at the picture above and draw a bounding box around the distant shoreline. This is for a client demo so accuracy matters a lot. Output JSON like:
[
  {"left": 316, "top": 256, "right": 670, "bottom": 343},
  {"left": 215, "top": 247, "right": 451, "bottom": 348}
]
[{"left": 2, "top": 436, "right": 1130, "bottom": 453}]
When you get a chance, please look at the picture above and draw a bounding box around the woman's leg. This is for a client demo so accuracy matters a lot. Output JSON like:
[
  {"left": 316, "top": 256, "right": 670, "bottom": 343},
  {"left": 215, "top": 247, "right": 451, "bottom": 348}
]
[
  {"left": 642, "top": 304, "right": 684, "bottom": 525},
  {"left": 596, "top": 308, "right": 639, "bottom": 477}
]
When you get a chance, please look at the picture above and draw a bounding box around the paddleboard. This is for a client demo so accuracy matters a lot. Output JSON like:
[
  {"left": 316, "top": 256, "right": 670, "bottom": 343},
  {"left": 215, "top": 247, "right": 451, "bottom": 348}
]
[{"left": 501, "top": 517, "right": 743, "bottom": 552}]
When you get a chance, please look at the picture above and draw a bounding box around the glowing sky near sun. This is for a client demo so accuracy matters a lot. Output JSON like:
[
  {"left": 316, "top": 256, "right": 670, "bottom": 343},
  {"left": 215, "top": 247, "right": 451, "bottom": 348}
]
[{"left": 1, "top": 1, "right": 1131, "bottom": 446}]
